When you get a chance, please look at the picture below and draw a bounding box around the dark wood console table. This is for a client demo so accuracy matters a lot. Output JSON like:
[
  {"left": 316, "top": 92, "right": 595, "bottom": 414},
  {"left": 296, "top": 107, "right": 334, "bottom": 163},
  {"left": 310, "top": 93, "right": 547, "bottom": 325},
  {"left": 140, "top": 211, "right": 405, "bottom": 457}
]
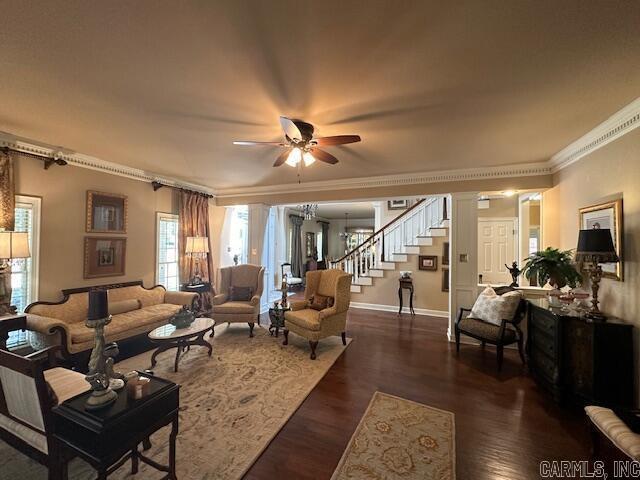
[
  {"left": 52, "top": 373, "right": 180, "bottom": 479},
  {"left": 398, "top": 278, "right": 415, "bottom": 316},
  {"left": 0, "top": 313, "right": 26, "bottom": 350},
  {"left": 527, "top": 303, "right": 633, "bottom": 408}
]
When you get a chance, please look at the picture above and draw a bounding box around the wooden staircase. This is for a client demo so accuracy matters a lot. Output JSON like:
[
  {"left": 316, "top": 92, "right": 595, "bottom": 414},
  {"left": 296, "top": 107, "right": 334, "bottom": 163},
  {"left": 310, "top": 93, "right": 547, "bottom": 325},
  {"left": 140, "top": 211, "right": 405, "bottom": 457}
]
[{"left": 330, "top": 196, "right": 449, "bottom": 293}]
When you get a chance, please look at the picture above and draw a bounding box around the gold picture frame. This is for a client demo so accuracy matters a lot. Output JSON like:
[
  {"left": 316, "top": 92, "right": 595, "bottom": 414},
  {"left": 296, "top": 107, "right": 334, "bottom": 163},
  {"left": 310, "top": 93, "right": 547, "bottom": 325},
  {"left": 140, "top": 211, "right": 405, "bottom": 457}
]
[
  {"left": 84, "top": 237, "right": 127, "bottom": 279},
  {"left": 86, "top": 191, "right": 128, "bottom": 234},
  {"left": 579, "top": 198, "right": 623, "bottom": 281}
]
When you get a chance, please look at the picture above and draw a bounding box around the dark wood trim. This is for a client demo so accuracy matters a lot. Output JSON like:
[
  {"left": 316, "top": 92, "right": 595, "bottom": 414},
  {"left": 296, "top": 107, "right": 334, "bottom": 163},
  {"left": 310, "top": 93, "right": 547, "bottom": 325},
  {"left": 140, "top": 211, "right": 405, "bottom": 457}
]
[
  {"left": 150, "top": 180, "right": 213, "bottom": 198},
  {"left": 2, "top": 146, "right": 68, "bottom": 170},
  {"left": 333, "top": 198, "right": 428, "bottom": 264}
]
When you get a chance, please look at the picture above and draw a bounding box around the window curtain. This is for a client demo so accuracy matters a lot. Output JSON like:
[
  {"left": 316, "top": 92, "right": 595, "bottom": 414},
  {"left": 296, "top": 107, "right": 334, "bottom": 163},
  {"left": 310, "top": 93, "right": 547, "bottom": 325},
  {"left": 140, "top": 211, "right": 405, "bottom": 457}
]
[
  {"left": 318, "top": 221, "right": 329, "bottom": 262},
  {"left": 0, "top": 150, "right": 15, "bottom": 231},
  {"left": 290, "top": 214, "right": 304, "bottom": 277},
  {"left": 274, "top": 206, "right": 287, "bottom": 285},
  {"left": 179, "top": 192, "right": 214, "bottom": 308}
]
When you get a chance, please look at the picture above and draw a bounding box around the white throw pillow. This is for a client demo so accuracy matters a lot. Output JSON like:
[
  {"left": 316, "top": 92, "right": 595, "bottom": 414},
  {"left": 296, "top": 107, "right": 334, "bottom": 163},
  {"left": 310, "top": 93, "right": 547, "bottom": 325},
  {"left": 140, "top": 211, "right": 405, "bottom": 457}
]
[{"left": 470, "top": 287, "right": 523, "bottom": 326}]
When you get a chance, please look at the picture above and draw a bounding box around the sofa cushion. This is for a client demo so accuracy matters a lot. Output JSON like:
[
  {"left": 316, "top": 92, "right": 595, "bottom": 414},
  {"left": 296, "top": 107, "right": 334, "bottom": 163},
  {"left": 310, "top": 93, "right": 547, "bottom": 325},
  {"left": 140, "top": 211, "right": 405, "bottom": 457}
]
[
  {"left": 309, "top": 294, "right": 334, "bottom": 311},
  {"left": 586, "top": 406, "right": 640, "bottom": 461},
  {"left": 107, "top": 285, "right": 165, "bottom": 307},
  {"left": 44, "top": 367, "right": 91, "bottom": 404},
  {"left": 213, "top": 301, "right": 255, "bottom": 315},
  {"left": 68, "top": 303, "right": 181, "bottom": 344},
  {"left": 229, "top": 286, "right": 253, "bottom": 301},
  {"left": 458, "top": 317, "right": 516, "bottom": 342},
  {"left": 470, "top": 287, "right": 522, "bottom": 326},
  {"left": 109, "top": 299, "right": 141, "bottom": 315},
  {"left": 285, "top": 308, "right": 321, "bottom": 331}
]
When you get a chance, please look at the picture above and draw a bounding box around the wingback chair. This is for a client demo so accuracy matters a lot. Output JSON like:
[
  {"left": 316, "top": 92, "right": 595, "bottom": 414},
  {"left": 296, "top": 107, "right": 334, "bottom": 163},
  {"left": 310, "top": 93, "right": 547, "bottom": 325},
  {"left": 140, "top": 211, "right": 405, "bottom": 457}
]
[
  {"left": 283, "top": 269, "right": 352, "bottom": 359},
  {"left": 454, "top": 286, "right": 527, "bottom": 371},
  {"left": 212, "top": 264, "right": 265, "bottom": 337},
  {"left": 0, "top": 346, "right": 90, "bottom": 477}
]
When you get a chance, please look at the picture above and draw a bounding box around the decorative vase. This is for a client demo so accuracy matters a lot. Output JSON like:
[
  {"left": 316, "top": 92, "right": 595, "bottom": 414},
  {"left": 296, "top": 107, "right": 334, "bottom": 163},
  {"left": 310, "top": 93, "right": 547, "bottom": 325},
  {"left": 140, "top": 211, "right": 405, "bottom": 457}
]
[{"left": 170, "top": 305, "right": 196, "bottom": 329}]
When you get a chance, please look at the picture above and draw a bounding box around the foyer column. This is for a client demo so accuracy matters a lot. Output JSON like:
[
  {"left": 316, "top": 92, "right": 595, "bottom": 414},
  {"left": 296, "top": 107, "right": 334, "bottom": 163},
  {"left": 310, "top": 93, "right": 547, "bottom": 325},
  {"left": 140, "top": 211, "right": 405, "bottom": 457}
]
[{"left": 447, "top": 192, "right": 479, "bottom": 340}]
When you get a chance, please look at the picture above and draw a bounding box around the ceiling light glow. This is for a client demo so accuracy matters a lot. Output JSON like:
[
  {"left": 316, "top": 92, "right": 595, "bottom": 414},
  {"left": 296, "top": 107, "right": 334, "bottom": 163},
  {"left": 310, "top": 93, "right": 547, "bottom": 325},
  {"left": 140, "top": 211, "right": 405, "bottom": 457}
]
[
  {"left": 285, "top": 148, "right": 302, "bottom": 167},
  {"left": 303, "top": 152, "right": 316, "bottom": 166},
  {"left": 502, "top": 190, "right": 517, "bottom": 197}
]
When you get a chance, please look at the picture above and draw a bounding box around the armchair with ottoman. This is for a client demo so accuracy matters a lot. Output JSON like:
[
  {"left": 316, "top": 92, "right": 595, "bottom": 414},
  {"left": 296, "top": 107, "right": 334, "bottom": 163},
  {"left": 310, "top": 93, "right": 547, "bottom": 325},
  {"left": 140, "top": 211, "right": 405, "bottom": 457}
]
[
  {"left": 212, "top": 264, "right": 265, "bottom": 337},
  {"left": 25, "top": 281, "right": 197, "bottom": 370},
  {"left": 283, "top": 269, "right": 352, "bottom": 359}
]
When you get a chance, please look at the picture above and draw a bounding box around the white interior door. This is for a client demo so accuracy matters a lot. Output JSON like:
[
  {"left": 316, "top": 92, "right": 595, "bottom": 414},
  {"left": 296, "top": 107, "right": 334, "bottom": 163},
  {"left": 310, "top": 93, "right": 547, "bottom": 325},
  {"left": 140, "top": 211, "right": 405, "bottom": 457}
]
[{"left": 478, "top": 218, "right": 517, "bottom": 285}]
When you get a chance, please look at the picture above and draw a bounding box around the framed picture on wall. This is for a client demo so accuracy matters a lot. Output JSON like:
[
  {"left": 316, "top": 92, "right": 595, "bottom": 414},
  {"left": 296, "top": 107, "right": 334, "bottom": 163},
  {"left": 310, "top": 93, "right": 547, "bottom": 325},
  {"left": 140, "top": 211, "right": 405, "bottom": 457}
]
[
  {"left": 579, "top": 198, "right": 623, "bottom": 281},
  {"left": 84, "top": 237, "right": 127, "bottom": 278},
  {"left": 86, "top": 191, "right": 128, "bottom": 234},
  {"left": 387, "top": 199, "right": 409, "bottom": 210},
  {"left": 442, "top": 242, "right": 450, "bottom": 266},
  {"left": 305, "top": 232, "right": 316, "bottom": 258},
  {"left": 418, "top": 255, "right": 438, "bottom": 271},
  {"left": 442, "top": 268, "right": 449, "bottom": 292}
]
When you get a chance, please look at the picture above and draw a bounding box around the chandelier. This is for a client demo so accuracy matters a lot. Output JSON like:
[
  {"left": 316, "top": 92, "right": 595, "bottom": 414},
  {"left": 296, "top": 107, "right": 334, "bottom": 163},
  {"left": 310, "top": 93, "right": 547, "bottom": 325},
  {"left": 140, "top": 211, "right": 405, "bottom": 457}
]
[{"left": 298, "top": 204, "right": 318, "bottom": 220}]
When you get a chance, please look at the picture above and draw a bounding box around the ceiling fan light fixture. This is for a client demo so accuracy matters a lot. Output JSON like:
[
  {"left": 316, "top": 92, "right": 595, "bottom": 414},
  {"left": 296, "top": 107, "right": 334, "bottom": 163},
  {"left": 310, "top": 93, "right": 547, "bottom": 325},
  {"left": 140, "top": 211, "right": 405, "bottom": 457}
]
[
  {"left": 285, "top": 148, "right": 302, "bottom": 167},
  {"left": 303, "top": 152, "right": 316, "bottom": 166}
]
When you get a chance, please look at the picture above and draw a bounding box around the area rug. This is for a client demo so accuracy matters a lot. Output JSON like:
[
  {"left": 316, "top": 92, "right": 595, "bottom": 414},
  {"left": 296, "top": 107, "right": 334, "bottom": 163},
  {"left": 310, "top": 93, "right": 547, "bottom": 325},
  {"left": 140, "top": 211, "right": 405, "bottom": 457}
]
[
  {"left": 0, "top": 323, "right": 350, "bottom": 479},
  {"left": 331, "top": 392, "right": 455, "bottom": 480}
]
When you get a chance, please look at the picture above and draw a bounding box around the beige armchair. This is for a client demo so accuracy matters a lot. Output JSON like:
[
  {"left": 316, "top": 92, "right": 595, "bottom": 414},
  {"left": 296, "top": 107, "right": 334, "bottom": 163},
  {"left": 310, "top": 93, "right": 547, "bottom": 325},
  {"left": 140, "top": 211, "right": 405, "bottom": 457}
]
[
  {"left": 212, "top": 264, "right": 265, "bottom": 337},
  {"left": 283, "top": 269, "right": 352, "bottom": 359}
]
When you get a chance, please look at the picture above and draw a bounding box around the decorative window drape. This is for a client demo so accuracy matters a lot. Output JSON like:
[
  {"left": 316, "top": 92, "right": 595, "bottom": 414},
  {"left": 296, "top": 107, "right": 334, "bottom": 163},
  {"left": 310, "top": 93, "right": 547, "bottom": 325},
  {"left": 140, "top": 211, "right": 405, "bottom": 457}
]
[
  {"left": 318, "top": 221, "right": 329, "bottom": 261},
  {"left": 179, "top": 192, "right": 214, "bottom": 308},
  {"left": 289, "top": 214, "right": 304, "bottom": 277},
  {"left": 0, "top": 150, "right": 15, "bottom": 231}
]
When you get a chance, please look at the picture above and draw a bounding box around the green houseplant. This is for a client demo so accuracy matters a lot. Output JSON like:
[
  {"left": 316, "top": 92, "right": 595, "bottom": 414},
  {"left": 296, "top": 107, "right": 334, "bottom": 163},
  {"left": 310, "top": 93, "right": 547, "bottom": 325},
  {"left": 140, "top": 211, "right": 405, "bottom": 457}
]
[{"left": 522, "top": 247, "right": 582, "bottom": 288}]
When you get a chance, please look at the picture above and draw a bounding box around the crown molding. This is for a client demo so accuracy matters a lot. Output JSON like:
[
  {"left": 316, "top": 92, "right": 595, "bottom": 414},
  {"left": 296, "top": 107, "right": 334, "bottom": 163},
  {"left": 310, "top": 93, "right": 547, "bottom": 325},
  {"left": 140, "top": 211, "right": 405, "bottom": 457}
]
[
  {"left": 0, "top": 131, "right": 216, "bottom": 196},
  {"left": 549, "top": 96, "right": 640, "bottom": 172},
  {"left": 214, "top": 162, "right": 552, "bottom": 198}
]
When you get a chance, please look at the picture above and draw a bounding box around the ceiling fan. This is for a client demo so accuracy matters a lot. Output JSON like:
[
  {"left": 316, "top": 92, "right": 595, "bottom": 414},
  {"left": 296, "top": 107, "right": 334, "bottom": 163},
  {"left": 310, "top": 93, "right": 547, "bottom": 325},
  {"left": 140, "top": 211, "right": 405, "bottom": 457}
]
[{"left": 233, "top": 117, "right": 361, "bottom": 167}]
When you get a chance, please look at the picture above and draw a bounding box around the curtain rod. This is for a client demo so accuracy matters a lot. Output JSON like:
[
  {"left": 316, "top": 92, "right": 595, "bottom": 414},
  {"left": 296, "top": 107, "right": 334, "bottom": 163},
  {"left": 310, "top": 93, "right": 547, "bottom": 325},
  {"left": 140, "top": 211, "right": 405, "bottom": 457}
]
[
  {"left": 151, "top": 181, "right": 213, "bottom": 199},
  {"left": 2, "top": 146, "right": 68, "bottom": 169}
]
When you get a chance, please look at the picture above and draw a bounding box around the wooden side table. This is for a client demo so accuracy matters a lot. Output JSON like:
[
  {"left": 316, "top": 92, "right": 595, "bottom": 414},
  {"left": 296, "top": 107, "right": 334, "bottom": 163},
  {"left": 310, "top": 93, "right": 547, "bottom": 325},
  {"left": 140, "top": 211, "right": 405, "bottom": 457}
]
[
  {"left": 0, "top": 313, "right": 26, "bottom": 350},
  {"left": 180, "top": 282, "right": 212, "bottom": 316},
  {"left": 268, "top": 306, "right": 290, "bottom": 337},
  {"left": 52, "top": 373, "right": 180, "bottom": 479},
  {"left": 398, "top": 278, "right": 415, "bottom": 316}
]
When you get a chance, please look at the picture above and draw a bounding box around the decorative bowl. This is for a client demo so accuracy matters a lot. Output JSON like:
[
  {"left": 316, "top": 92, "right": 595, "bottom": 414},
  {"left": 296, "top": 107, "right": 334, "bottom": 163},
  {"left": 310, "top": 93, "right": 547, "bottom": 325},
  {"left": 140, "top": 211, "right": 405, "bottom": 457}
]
[{"left": 170, "top": 306, "right": 196, "bottom": 329}]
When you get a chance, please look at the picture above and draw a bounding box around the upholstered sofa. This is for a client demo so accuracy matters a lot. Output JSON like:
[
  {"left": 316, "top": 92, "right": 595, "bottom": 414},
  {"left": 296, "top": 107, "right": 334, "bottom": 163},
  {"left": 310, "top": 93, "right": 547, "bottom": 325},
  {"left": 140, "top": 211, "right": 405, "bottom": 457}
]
[
  {"left": 284, "top": 269, "right": 351, "bottom": 359},
  {"left": 25, "top": 281, "right": 197, "bottom": 367},
  {"left": 212, "top": 264, "right": 264, "bottom": 337}
]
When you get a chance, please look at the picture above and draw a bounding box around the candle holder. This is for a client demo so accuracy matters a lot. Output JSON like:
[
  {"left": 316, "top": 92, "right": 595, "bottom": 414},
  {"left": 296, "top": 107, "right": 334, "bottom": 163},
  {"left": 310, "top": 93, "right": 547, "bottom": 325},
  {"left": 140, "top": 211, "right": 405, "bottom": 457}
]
[{"left": 84, "top": 315, "right": 118, "bottom": 410}]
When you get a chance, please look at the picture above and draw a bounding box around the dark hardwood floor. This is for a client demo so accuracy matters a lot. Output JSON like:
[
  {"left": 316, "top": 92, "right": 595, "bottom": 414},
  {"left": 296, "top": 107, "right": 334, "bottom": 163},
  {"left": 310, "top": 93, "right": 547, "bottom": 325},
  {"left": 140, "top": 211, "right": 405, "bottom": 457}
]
[{"left": 245, "top": 308, "right": 590, "bottom": 479}]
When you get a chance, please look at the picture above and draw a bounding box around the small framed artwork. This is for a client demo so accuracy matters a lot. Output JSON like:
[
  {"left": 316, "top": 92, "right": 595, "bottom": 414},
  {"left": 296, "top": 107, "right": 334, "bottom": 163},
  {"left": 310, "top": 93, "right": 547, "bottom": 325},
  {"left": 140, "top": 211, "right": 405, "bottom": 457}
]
[
  {"left": 579, "top": 198, "right": 623, "bottom": 280},
  {"left": 305, "top": 232, "right": 316, "bottom": 258},
  {"left": 84, "top": 237, "right": 127, "bottom": 278},
  {"left": 87, "top": 191, "right": 128, "bottom": 234},
  {"left": 387, "top": 199, "right": 409, "bottom": 210},
  {"left": 442, "top": 268, "right": 449, "bottom": 292},
  {"left": 442, "top": 241, "right": 450, "bottom": 266},
  {"left": 418, "top": 255, "right": 438, "bottom": 271}
]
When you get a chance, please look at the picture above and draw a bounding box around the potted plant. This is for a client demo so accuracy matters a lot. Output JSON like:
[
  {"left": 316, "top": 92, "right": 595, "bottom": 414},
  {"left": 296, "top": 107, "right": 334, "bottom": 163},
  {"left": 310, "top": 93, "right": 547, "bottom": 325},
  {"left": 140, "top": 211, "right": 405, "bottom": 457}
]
[{"left": 522, "top": 247, "right": 582, "bottom": 288}]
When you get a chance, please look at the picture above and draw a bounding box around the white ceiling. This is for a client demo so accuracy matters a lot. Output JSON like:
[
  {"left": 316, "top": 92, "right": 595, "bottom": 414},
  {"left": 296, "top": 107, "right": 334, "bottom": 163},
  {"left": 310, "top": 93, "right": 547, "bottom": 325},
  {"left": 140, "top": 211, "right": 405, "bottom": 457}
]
[{"left": 1, "top": 1, "right": 639, "bottom": 191}]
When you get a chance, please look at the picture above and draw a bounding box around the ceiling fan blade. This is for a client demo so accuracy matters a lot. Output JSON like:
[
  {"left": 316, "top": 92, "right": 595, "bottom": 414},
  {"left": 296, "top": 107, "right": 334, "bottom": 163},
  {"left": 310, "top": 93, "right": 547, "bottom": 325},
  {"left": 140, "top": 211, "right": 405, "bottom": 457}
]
[
  {"left": 273, "top": 148, "right": 291, "bottom": 167},
  {"left": 310, "top": 148, "right": 339, "bottom": 165},
  {"left": 233, "top": 141, "right": 286, "bottom": 146},
  {"left": 279, "top": 116, "right": 302, "bottom": 141},
  {"left": 312, "top": 135, "right": 361, "bottom": 146}
]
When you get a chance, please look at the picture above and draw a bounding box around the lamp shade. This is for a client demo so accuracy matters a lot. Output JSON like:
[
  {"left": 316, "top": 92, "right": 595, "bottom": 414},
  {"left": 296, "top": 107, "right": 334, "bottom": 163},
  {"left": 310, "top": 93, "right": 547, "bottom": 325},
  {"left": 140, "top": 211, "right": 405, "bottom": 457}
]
[
  {"left": 575, "top": 228, "right": 619, "bottom": 263},
  {"left": 185, "top": 236, "right": 209, "bottom": 255},
  {"left": 0, "top": 231, "right": 30, "bottom": 259}
]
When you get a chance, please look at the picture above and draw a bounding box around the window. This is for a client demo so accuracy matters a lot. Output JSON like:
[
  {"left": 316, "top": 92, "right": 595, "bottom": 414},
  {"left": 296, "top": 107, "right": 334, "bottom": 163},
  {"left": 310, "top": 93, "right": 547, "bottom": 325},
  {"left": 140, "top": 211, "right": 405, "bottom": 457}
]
[
  {"left": 229, "top": 206, "right": 249, "bottom": 264},
  {"left": 8, "top": 195, "right": 41, "bottom": 349},
  {"left": 156, "top": 213, "right": 179, "bottom": 291}
]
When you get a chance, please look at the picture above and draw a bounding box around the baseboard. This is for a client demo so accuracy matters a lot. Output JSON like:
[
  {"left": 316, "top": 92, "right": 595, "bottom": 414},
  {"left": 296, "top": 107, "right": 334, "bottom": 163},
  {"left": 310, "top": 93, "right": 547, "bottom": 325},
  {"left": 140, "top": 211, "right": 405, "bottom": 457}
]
[{"left": 350, "top": 302, "right": 449, "bottom": 318}]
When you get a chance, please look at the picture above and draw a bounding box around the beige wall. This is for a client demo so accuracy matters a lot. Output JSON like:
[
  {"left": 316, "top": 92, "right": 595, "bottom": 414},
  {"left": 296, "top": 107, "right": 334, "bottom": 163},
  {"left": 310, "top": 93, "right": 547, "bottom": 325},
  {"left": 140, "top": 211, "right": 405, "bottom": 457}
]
[
  {"left": 477, "top": 196, "right": 518, "bottom": 218},
  {"left": 351, "top": 236, "right": 449, "bottom": 312},
  {"left": 542, "top": 127, "right": 640, "bottom": 400},
  {"left": 15, "top": 154, "right": 179, "bottom": 301}
]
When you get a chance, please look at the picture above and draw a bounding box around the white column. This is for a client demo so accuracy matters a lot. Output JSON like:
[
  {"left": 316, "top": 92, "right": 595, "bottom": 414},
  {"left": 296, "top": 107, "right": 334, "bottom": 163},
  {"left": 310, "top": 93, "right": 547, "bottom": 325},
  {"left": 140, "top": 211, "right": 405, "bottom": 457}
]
[
  {"left": 448, "top": 192, "right": 479, "bottom": 340},
  {"left": 248, "top": 203, "right": 271, "bottom": 265},
  {"left": 373, "top": 201, "right": 383, "bottom": 231}
]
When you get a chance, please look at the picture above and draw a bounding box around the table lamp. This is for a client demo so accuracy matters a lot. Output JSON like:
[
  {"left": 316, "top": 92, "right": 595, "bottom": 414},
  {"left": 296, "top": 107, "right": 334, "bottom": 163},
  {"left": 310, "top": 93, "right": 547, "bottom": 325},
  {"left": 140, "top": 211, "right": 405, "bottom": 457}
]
[
  {"left": 185, "top": 236, "right": 209, "bottom": 285},
  {"left": 0, "top": 231, "right": 30, "bottom": 315},
  {"left": 575, "top": 228, "right": 619, "bottom": 320}
]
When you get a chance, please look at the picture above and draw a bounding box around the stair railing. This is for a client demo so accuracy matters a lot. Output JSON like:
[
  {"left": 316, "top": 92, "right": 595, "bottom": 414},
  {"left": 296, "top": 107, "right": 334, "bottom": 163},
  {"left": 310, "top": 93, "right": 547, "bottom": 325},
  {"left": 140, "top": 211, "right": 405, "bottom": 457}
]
[{"left": 330, "top": 196, "right": 447, "bottom": 282}]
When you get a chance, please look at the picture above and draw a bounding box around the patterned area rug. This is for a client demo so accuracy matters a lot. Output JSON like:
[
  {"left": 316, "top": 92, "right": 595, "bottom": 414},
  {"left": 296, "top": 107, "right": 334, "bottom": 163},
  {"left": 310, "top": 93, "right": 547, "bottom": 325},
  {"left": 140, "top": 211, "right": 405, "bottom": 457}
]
[
  {"left": 331, "top": 392, "right": 455, "bottom": 480},
  {"left": 0, "top": 323, "right": 350, "bottom": 479}
]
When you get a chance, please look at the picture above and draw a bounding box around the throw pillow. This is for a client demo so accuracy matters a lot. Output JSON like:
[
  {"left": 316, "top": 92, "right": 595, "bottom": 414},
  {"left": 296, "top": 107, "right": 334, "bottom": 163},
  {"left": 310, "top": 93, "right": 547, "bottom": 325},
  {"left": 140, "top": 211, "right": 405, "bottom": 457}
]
[
  {"left": 109, "top": 299, "right": 141, "bottom": 315},
  {"left": 470, "top": 287, "right": 522, "bottom": 326},
  {"left": 229, "top": 286, "right": 253, "bottom": 301},
  {"left": 309, "top": 294, "right": 335, "bottom": 311}
]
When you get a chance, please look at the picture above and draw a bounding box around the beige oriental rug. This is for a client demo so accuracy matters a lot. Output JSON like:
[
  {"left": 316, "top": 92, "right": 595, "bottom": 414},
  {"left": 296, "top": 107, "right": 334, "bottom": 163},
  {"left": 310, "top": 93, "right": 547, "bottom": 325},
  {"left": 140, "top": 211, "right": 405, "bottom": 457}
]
[
  {"left": 0, "top": 323, "right": 350, "bottom": 479},
  {"left": 331, "top": 392, "right": 455, "bottom": 480}
]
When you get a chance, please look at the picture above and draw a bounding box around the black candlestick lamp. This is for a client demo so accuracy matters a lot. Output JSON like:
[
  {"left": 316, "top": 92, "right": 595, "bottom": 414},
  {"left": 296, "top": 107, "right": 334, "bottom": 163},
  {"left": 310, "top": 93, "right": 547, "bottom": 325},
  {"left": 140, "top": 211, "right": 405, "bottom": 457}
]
[{"left": 575, "top": 228, "right": 619, "bottom": 320}]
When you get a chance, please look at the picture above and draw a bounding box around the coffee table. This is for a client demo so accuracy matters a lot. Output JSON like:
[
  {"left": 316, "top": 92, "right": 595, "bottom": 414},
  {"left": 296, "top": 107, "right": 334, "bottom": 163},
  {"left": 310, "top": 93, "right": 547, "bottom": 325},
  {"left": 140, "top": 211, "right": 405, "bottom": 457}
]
[{"left": 149, "top": 317, "right": 214, "bottom": 372}]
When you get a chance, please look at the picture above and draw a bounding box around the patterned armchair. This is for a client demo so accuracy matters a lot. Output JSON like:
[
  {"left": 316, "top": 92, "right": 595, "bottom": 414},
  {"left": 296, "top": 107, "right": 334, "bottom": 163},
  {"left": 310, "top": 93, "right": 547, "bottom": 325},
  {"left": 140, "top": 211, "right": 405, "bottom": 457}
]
[
  {"left": 0, "top": 346, "right": 90, "bottom": 475},
  {"left": 283, "top": 269, "right": 352, "bottom": 359},
  {"left": 454, "top": 286, "right": 527, "bottom": 371},
  {"left": 212, "top": 264, "right": 265, "bottom": 337}
]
